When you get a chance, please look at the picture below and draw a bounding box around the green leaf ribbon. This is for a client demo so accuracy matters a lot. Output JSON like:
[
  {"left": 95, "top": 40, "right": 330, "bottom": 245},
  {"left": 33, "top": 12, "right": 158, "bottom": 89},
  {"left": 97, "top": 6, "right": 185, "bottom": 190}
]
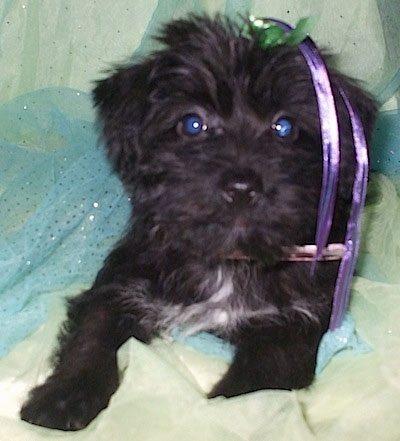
[{"left": 242, "top": 16, "right": 316, "bottom": 49}]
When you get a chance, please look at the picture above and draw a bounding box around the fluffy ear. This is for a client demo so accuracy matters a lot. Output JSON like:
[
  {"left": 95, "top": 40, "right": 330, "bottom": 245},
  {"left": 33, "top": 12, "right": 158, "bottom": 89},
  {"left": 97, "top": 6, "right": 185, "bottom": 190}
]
[{"left": 93, "top": 61, "right": 154, "bottom": 185}]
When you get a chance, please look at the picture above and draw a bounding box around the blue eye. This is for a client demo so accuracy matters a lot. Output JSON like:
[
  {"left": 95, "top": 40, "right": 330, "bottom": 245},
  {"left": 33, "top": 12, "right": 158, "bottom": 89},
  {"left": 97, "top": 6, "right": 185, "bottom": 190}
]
[
  {"left": 271, "top": 117, "right": 293, "bottom": 138},
  {"left": 180, "top": 114, "right": 207, "bottom": 136}
]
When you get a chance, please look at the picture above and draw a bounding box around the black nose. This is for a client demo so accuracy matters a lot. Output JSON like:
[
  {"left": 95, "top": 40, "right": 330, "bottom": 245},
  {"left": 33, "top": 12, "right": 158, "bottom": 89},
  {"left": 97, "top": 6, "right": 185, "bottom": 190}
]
[{"left": 220, "top": 170, "right": 263, "bottom": 205}]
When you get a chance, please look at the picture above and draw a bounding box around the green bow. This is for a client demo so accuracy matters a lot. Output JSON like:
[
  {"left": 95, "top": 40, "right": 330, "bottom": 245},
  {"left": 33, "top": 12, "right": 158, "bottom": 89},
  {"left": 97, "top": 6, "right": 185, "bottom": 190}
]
[{"left": 242, "top": 16, "right": 315, "bottom": 49}]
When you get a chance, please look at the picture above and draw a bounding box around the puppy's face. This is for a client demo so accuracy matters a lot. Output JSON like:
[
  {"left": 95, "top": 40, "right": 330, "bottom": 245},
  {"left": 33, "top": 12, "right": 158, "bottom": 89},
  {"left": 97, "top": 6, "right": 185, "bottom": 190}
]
[{"left": 94, "top": 17, "right": 375, "bottom": 264}]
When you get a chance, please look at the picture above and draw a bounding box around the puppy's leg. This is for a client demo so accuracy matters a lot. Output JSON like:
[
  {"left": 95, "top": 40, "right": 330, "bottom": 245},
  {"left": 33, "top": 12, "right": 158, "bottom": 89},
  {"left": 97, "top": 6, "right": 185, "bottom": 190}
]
[
  {"left": 208, "top": 324, "right": 325, "bottom": 397},
  {"left": 20, "top": 244, "right": 157, "bottom": 430}
]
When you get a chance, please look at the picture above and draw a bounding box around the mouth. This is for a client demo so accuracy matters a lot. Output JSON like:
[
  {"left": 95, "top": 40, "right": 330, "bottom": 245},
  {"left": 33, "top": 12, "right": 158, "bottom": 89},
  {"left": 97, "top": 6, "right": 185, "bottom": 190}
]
[
  {"left": 223, "top": 244, "right": 345, "bottom": 263},
  {"left": 224, "top": 249, "right": 256, "bottom": 261},
  {"left": 221, "top": 214, "right": 346, "bottom": 264},
  {"left": 220, "top": 216, "right": 283, "bottom": 265}
]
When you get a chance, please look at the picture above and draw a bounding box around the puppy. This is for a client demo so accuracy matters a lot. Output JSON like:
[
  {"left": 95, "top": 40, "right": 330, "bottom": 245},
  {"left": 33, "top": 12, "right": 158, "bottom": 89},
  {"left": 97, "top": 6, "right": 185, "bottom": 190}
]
[{"left": 20, "top": 15, "right": 376, "bottom": 430}]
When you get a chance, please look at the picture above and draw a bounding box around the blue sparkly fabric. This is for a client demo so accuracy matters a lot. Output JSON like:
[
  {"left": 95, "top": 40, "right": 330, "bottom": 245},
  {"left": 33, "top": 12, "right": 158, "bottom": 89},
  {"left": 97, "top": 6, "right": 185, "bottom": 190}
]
[
  {"left": 0, "top": 88, "right": 131, "bottom": 357},
  {"left": 371, "top": 110, "right": 400, "bottom": 176}
]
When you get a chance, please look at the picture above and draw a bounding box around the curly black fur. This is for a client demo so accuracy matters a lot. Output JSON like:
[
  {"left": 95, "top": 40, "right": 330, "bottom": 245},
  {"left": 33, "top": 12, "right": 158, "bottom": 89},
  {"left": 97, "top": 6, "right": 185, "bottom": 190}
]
[{"left": 20, "top": 15, "right": 376, "bottom": 430}]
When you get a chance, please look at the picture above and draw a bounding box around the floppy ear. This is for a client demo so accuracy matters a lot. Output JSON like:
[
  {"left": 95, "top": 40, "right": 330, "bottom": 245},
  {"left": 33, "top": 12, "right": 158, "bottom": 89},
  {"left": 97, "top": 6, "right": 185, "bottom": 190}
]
[{"left": 93, "top": 61, "right": 154, "bottom": 185}]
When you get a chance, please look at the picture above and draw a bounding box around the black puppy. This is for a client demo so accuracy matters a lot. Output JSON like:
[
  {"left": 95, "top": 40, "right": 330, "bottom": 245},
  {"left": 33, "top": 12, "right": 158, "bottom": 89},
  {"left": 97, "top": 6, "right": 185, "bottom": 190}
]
[{"left": 20, "top": 15, "right": 376, "bottom": 430}]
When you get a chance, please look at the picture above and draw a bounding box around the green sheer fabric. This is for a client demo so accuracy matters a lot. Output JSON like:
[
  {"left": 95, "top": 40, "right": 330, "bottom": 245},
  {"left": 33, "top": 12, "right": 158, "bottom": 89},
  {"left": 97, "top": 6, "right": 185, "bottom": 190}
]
[{"left": 0, "top": 1, "right": 399, "bottom": 440}]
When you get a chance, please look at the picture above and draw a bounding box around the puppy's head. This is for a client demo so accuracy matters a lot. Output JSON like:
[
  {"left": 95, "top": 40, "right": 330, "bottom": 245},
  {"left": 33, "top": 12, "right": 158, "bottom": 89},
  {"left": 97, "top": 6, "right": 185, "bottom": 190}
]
[{"left": 93, "top": 15, "right": 376, "bottom": 264}]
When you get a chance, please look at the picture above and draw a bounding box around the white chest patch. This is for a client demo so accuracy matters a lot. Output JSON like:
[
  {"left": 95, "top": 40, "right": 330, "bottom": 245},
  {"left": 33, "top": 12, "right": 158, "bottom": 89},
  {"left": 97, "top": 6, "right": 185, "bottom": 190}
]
[
  {"left": 205, "top": 272, "right": 234, "bottom": 326},
  {"left": 208, "top": 269, "right": 234, "bottom": 304},
  {"left": 157, "top": 267, "right": 283, "bottom": 337},
  {"left": 158, "top": 268, "right": 237, "bottom": 336}
]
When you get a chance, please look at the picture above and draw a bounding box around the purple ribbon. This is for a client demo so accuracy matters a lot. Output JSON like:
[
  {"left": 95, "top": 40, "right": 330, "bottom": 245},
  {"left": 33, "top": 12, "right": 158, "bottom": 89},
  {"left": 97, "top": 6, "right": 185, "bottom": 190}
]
[
  {"left": 329, "top": 91, "right": 369, "bottom": 329},
  {"left": 265, "top": 19, "right": 369, "bottom": 330}
]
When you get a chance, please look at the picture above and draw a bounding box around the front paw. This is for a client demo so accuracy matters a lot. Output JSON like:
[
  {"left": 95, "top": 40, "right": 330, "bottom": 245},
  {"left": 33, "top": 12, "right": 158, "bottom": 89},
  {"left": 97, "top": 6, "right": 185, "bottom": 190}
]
[
  {"left": 208, "top": 354, "right": 303, "bottom": 398},
  {"left": 20, "top": 374, "right": 117, "bottom": 431},
  {"left": 208, "top": 366, "right": 256, "bottom": 398}
]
